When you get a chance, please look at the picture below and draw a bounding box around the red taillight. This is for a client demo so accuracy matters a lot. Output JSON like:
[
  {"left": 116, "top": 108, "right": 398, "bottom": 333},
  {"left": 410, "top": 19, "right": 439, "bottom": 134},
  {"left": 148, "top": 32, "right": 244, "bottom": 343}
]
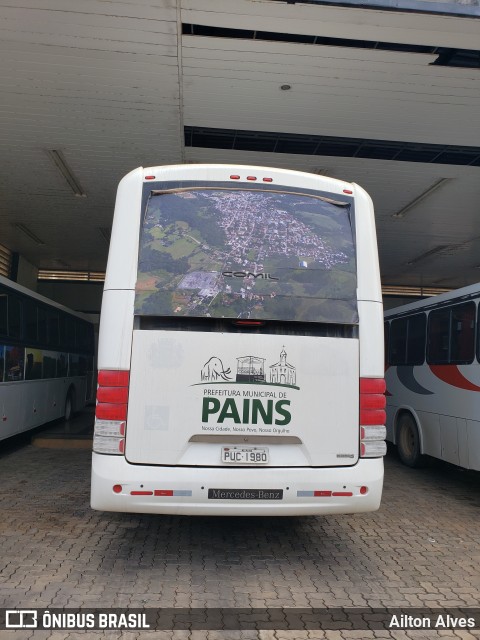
[
  {"left": 145, "top": 175, "right": 156, "bottom": 180},
  {"left": 263, "top": 177, "right": 273, "bottom": 182},
  {"left": 97, "top": 386, "right": 129, "bottom": 404},
  {"left": 360, "top": 377, "right": 387, "bottom": 458},
  {"left": 360, "top": 378, "right": 386, "bottom": 394},
  {"left": 360, "top": 394, "right": 386, "bottom": 410},
  {"left": 230, "top": 175, "right": 240, "bottom": 180},
  {"left": 94, "top": 369, "right": 130, "bottom": 455},
  {"left": 360, "top": 378, "right": 386, "bottom": 425},
  {"left": 95, "top": 371, "right": 129, "bottom": 420},
  {"left": 95, "top": 403, "right": 127, "bottom": 421},
  {"left": 113, "top": 484, "right": 122, "bottom": 494},
  {"left": 246, "top": 176, "right": 257, "bottom": 181},
  {"left": 98, "top": 370, "right": 130, "bottom": 387},
  {"left": 360, "top": 409, "right": 386, "bottom": 425}
]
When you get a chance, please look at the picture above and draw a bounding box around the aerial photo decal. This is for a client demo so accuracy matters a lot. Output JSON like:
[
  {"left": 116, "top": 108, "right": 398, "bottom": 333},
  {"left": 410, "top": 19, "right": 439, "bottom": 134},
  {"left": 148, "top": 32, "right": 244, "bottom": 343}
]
[{"left": 135, "top": 187, "right": 358, "bottom": 323}]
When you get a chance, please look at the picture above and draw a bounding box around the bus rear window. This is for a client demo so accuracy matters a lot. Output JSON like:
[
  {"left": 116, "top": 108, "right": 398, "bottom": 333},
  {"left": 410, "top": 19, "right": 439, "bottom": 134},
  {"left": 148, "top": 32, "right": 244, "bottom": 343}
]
[{"left": 135, "top": 187, "right": 357, "bottom": 324}]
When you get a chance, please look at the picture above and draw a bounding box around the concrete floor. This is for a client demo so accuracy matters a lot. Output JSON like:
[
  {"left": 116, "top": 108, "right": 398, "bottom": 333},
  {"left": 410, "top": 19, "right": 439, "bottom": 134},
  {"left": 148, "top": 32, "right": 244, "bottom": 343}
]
[{"left": 0, "top": 420, "right": 479, "bottom": 639}]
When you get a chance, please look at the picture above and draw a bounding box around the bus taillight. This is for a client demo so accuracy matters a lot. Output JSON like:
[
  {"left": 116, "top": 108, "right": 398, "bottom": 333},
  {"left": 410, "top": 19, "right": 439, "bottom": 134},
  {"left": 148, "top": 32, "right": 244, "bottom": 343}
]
[
  {"left": 93, "top": 369, "right": 130, "bottom": 455},
  {"left": 359, "top": 378, "right": 387, "bottom": 458},
  {"left": 98, "top": 370, "right": 130, "bottom": 387},
  {"left": 96, "top": 403, "right": 127, "bottom": 421}
]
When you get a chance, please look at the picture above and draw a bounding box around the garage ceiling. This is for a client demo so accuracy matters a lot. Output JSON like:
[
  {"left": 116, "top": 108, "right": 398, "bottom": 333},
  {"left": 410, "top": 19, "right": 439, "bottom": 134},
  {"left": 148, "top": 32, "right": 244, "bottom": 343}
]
[{"left": 0, "top": 0, "right": 479, "bottom": 290}]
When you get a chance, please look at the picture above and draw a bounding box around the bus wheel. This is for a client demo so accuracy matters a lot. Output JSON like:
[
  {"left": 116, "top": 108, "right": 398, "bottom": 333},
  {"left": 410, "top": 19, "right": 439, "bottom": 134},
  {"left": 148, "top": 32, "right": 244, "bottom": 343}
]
[
  {"left": 397, "top": 413, "right": 423, "bottom": 467},
  {"left": 64, "top": 388, "right": 75, "bottom": 421}
]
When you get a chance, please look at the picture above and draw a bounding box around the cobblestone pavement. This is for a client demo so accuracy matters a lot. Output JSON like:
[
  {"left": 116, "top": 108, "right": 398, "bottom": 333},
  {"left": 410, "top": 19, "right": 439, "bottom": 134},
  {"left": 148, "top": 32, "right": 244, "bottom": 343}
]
[{"left": 0, "top": 441, "right": 479, "bottom": 640}]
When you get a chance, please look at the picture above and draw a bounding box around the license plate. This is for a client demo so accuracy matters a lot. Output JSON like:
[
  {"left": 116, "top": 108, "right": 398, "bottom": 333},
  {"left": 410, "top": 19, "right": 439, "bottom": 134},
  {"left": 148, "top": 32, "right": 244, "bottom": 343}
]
[{"left": 221, "top": 446, "right": 269, "bottom": 464}]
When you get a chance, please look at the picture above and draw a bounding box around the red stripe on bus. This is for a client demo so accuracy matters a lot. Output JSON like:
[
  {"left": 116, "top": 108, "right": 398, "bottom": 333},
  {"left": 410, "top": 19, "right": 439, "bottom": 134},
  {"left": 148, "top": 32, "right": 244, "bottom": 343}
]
[{"left": 429, "top": 364, "right": 480, "bottom": 392}]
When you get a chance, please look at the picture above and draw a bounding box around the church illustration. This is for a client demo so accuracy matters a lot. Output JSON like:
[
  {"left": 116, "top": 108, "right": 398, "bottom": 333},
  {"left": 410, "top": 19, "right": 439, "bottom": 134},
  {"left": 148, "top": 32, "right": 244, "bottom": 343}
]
[{"left": 269, "top": 347, "right": 296, "bottom": 386}]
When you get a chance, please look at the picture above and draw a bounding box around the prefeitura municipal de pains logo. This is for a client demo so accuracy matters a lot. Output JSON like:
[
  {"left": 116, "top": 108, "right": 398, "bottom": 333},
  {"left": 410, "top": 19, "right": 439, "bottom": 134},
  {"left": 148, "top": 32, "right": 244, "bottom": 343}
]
[{"left": 196, "top": 348, "right": 298, "bottom": 429}]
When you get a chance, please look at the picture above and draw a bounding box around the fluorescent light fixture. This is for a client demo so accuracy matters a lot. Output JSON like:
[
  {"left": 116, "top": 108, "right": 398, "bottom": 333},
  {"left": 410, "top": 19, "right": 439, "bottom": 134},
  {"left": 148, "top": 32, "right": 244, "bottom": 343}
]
[
  {"left": 37, "top": 270, "right": 105, "bottom": 282},
  {"left": 0, "top": 243, "right": 12, "bottom": 277},
  {"left": 382, "top": 285, "right": 451, "bottom": 297},
  {"left": 14, "top": 223, "right": 45, "bottom": 245},
  {"left": 46, "top": 149, "right": 87, "bottom": 197},
  {"left": 407, "top": 235, "right": 479, "bottom": 266},
  {"left": 392, "top": 178, "right": 450, "bottom": 219},
  {"left": 405, "top": 245, "right": 452, "bottom": 266}
]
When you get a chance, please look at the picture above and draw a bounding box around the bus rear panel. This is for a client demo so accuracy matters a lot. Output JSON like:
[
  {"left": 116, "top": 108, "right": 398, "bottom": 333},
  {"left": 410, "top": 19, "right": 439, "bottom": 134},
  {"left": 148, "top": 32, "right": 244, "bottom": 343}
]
[{"left": 91, "top": 165, "right": 385, "bottom": 515}]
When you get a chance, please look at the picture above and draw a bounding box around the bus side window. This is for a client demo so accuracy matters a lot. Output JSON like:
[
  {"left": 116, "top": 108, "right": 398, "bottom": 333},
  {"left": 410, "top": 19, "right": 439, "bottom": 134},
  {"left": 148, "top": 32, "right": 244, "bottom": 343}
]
[
  {"left": 384, "top": 321, "right": 389, "bottom": 368},
  {"left": 427, "top": 308, "right": 450, "bottom": 364},
  {"left": 66, "top": 317, "right": 75, "bottom": 350},
  {"left": 389, "top": 317, "right": 407, "bottom": 365},
  {"left": 38, "top": 306, "right": 47, "bottom": 344},
  {"left": 48, "top": 310, "right": 60, "bottom": 347},
  {"left": 478, "top": 305, "right": 480, "bottom": 363},
  {"left": 6, "top": 345, "right": 24, "bottom": 381},
  {"left": 76, "top": 321, "right": 87, "bottom": 351},
  {"left": 58, "top": 314, "right": 66, "bottom": 346},
  {"left": 450, "top": 302, "right": 475, "bottom": 364},
  {"left": 8, "top": 295, "right": 22, "bottom": 339},
  {"left": 406, "top": 313, "right": 426, "bottom": 365},
  {"left": 0, "top": 287, "right": 7, "bottom": 336},
  {"left": 25, "top": 299, "right": 38, "bottom": 343}
]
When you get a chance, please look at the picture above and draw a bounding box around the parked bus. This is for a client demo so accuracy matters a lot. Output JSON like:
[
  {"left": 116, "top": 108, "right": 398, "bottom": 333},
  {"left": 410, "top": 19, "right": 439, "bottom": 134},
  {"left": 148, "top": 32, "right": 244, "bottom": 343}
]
[
  {"left": 91, "top": 164, "right": 386, "bottom": 515},
  {"left": 385, "top": 283, "right": 480, "bottom": 470},
  {"left": 0, "top": 275, "right": 95, "bottom": 440}
]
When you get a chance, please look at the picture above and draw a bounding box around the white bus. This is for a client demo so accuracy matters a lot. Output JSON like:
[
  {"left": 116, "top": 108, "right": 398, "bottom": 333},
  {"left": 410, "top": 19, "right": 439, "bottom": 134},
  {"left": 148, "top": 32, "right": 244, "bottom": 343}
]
[
  {"left": 385, "top": 283, "right": 480, "bottom": 470},
  {"left": 0, "top": 275, "right": 95, "bottom": 440},
  {"left": 91, "top": 164, "right": 385, "bottom": 515}
]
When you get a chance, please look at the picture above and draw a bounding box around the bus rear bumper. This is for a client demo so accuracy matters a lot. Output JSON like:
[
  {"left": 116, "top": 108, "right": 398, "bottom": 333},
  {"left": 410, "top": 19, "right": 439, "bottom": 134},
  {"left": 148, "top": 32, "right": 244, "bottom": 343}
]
[{"left": 90, "top": 454, "right": 384, "bottom": 516}]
